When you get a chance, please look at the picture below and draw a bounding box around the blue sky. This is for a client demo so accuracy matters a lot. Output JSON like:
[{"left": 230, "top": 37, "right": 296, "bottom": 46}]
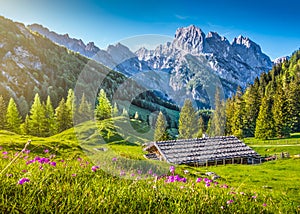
[{"left": 0, "top": 0, "right": 299, "bottom": 59}]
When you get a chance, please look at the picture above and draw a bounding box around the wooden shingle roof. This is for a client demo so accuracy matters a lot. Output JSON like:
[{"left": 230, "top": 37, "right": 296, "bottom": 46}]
[{"left": 144, "top": 136, "right": 260, "bottom": 165}]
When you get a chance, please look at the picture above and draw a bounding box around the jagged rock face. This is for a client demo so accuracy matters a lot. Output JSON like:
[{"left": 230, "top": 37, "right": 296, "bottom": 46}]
[
  {"left": 29, "top": 24, "right": 273, "bottom": 107},
  {"left": 172, "top": 25, "right": 207, "bottom": 55},
  {"left": 134, "top": 26, "right": 273, "bottom": 105}
]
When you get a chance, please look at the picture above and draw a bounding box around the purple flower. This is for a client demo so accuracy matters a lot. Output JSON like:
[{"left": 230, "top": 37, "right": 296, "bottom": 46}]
[
  {"left": 72, "top": 173, "right": 77, "bottom": 177},
  {"left": 38, "top": 157, "right": 50, "bottom": 164},
  {"left": 18, "top": 178, "right": 30, "bottom": 185},
  {"left": 203, "top": 177, "right": 209, "bottom": 182},
  {"left": 26, "top": 160, "right": 35, "bottom": 165},
  {"left": 6, "top": 174, "right": 12, "bottom": 177},
  {"left": 252, "top": 195, "right": 257, "bottom": 199},
  {"left": 77, "top": 157, "right": 82, "bottom": 162},
  {"left": 0, "top": 146, "right": 2, "bottom": 150},
  {"left": 148, "top": 169, "right": 153, "bottom": 174},
  {"left": 50, "top": 162, "right": 56, "bottom": 167},
  {"left": 174, "top": 175, "right": 180, "bottom": 181},
  {"left": 60, "top": 159, "right": 65, "bottom": 162},
  {"left": 44, "top": 149, "right": 49, "bottom": 153},
  {"left": 50, "top": 154, "right": 56, "bottom": 159},
  {"left": 131, "top": 173, "right": 135, "bottom": 177},
  {"left": 2, "top": 151, "right": 8, "bottom": 155},
  {"left": 39, "top": 166, "right": 44, "bottom": 170},
  {"left": 166, "top": 176, "right": 175, "bottom": 183},
  {"left": 91, "top": 165, "right": 99, "bottom": 172},
  {"left": 263, "top": 203, "right": 267, "bottom": 207},
  {"left": 112, "top": 157, "right": 117, "bottom": 162},
  {"left": 34, "top": 156, "right": 41, "bottom": 161},
  {"left": 227, "top": 199, "right": 234, "bottom": 204},
  {"left": 21, "top": 169, "right": 28, "bottom": 173},
  {"left": 137, "top": 170, "right": 142, "bottom": 174},
  {"left": 180, "top": 177, "right": 187, "bottom": 183},
  {"left": 205, "top": 183, "right": 211, "bottom": 187},
  {"left": 120, "top": 170, "right": 126, "bottom": 176},
  {"left": 205, "top": 179, "right": 212, "bottom": 183},
  {"left": 196, "top": 178, "right": 202, "bottom": 183},
  {"left": 169, "top": 166, "right": 175, "bottom": 174},
  {"left": 23, "top": 156, "right": 29, "bottom": 160},
  {"left": 24, "top": 150, "right": 30, "bottom": 154}
]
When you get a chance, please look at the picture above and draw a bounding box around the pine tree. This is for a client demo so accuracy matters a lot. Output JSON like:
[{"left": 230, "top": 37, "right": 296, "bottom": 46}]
[
  {"left": 154, "top": 111, "right": 168, "bottom": 141},
  {"left": 20, "top": 114, "right": 30, "bottom": 135},
  {"left": 287, "top": 79, "right": 300, "bottom": 132},
  {"left": 121, "top": 108, "right": 128, "bottom": 117},
  {"left": 178, "top": 99, "right": 198, "bottom": 139},
  {"left": 272, "top": 83, "right": 291, "bottom": 137},
  {"left": 113, "top": 103, "right": 119, "bottom": 117},
  {"left": 6, "top": 98, "right": 21, "bottom": 133},
  {"left": 44, "top": 96, "right": 57, "bottom": 136},
  {"left": 55, "top": 98, "right": 72, "bottom": 133},
  {"left": 232, "top": 86, "right": 245, "bottom": 138},
  {"left": 66, "top": 89, "right": 75, "bottom": 125},
  {"left": 28, "top": 93, "right": 46, "bottom": 136},
  {"left": 94, "top": 89, "right": 112, "bottom": 120},
  {"left": 17, "top": 95, "right": 29, "bottom": 118},
  {"left": 0, "top": 95, "right": 7, "bottom": 129},
  {"left": 77, "top": 93, "right": 92, "bottom": 124},
  {"left": 255, "top": 96, "right": 276, "bottom": 139},
  {"left": 134, "top": 112, "right": 139, "bottom": 120},
  {"left": 242, "top": 81, "right": 261, "bottom": 137},
  {"left": 209, "top": 88, "right": 226, "bottom": 136},
  {"left": 195, "top": 116, "right": 205, "bottom": 138},
  {"left": 225, "top": 97, "right": 234, "bottom": 135}
]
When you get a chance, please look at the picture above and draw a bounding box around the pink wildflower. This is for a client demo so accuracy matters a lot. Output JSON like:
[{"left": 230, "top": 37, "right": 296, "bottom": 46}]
[
  {"left": 91, "top": 165, "right": 99, "bottom": 172},
  {"left": 196, "top": 178, "right": 202, "bottom": 183},
  {"left": 18, "top": 178, "right": 30, "bottom": 185},
  {"left": 227, "top": 199, "right": 234, "bottom": 204}
]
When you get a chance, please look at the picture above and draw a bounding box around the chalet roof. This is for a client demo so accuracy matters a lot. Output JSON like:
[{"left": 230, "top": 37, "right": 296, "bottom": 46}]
[{"left": 144, "top": 136, "right": 260, "bottom": 165}]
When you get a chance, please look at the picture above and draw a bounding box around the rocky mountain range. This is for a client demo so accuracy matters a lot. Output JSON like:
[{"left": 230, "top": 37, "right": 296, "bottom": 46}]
[{"left": 28, "top": 24, "right": 273, "bottom": 108}]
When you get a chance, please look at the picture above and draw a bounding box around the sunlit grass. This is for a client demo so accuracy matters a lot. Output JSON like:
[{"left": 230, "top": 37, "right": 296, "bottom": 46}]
[{"left": 0, "top": 119, "right": 300, "bottom": 212}]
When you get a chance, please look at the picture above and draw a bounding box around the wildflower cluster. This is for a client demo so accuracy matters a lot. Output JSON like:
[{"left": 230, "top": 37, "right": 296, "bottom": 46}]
[
  {"left": 165, "top": 175, "right": 187, "bottom": 183},
  {"left": 26, "top": 156, "right": 56, "bottom": 167}
]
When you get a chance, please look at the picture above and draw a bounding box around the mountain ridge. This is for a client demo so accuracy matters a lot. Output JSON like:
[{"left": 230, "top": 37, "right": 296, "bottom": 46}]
[{"left": 28, "top": 23, "right": 273, "bottom": 107}]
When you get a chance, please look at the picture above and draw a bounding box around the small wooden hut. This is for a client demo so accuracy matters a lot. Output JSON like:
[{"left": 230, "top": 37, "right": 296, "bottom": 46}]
[{"left": 144, "top": 136, "right": 261, "bottom": 166}]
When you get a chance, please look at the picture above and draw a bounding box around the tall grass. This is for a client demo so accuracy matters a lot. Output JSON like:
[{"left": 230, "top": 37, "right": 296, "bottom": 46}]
[{"left": 0, "top": 143, "right": 299, "bottom": 213}]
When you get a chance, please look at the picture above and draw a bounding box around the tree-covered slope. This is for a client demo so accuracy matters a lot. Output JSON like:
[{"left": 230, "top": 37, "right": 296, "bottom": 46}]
[
  {"left": 0, "top": 16, "right": 179, "bottom": 128},
  {"left": 225, "top": 50, "right": 300, "bottom": 139}
]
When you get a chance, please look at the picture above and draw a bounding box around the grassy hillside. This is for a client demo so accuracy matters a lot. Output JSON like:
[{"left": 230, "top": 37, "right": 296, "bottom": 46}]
[
  {"left": 0, "top": 137, "right": 299, "bottom": 212},
  {"left": 0, "top": 119, "right": 299, "bottom": 212}
]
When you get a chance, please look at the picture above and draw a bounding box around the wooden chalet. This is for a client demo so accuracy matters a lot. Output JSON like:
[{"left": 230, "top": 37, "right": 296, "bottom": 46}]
[{"left": 144, "top": 136, "right": 261, "bottom": 166}]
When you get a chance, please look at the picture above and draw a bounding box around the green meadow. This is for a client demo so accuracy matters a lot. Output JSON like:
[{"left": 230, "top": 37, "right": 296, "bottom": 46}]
[{"left": 0, "top": 117, "right": 299, "bottom": 213}]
